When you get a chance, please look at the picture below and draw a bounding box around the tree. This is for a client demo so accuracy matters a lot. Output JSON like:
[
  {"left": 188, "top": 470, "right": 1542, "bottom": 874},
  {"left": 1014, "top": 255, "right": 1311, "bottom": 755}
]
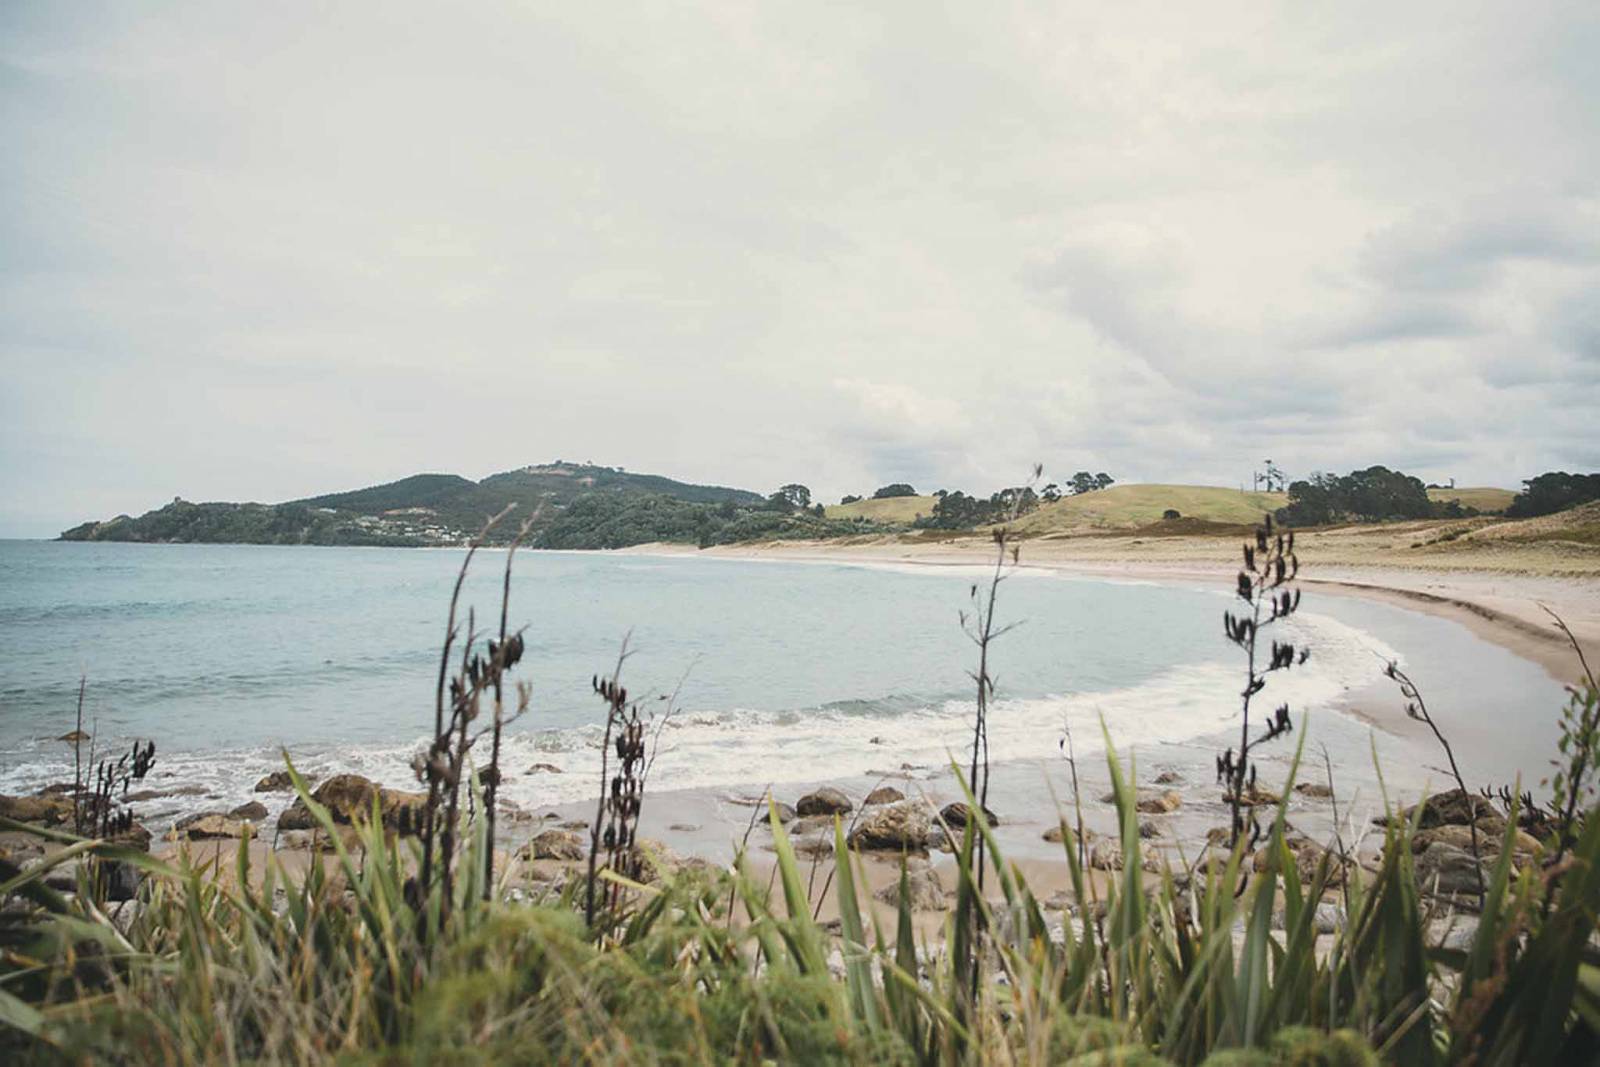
[
  {"left": 1275, "top": 466, "right": 1433, "bottom": 526},
  {"left": 1041, "top": 483, "right": 1061, "bottom": 503},
  {"left": 1095, "top": 472, "right": 1114, "bottom": 491},
  {"left": 767, "top": 484, "right": 811, "bottom": 512},
  {"left": 811, "top": 503, "right": 825, "bottom": 517},
  {"left": 1506, "top": 472, "right": 1600, "bottom": 518},
  {"left": 1069, "top": 471, "right": 1097, "bottom": 495},
  {"left": 872, "top": 483, "right": 917, "bottom": 499},
  {"left": 839, "top": 494, "right": 862, "bottom": 505}
]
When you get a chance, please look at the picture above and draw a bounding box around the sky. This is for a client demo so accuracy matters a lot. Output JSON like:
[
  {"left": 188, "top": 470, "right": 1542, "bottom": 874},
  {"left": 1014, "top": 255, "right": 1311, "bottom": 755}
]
[{"left": 2, "top": 2, "right": 1597, "bottom": 537}]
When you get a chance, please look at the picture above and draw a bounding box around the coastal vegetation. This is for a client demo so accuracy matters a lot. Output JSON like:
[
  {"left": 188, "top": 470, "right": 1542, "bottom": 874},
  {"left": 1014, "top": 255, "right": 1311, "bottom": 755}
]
[{"left": 6, "top": 510, "right": 1600, "bottom": 1064}]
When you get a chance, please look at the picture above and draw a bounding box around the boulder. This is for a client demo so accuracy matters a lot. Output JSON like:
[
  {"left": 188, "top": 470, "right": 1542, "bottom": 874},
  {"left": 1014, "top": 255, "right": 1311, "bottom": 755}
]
[
  {"left": 1088, "top": 838, "right": 1162, "bottom": 874},
  {"left": 790, "top": 834, "right": 834, "bottom": 859},
  {"left": 1414, "top": 842, "right": 1487, "bottom": 896},
  {"left": 1412, "top": 822, "right": 1541, "bottom": 863},
  {"left": 229, "top": 801, "right": 269, "bottom": 822},
  {"left": 848, "top": 800, "right": 932, "bottom": 851},
  {"left": 874, "top": 859, "right": 947, "bottom": 911},
  {"left": 863, "top": 786, "right": 905, "bottom": 807},
  {"left": 940, "top": 802, "right": 998, "bottom": 829},
  {"left": 276, "top": 774, "right": 428, "bottom": 835},
  {"left": 1138, "top": 819, "right": 1163, "bottom": 840},
  {"left": 58, "top": 730, "right": 92, "bottom": 743},
  {"left": 1382, "top": 789, "right": 1498, "bottom": 830},
  {"left": 667, "top": 823, "right": 701, "bottom": 833},
  {"left": 0, "top": 794, "right": 75, "bottom": 827},
  {"left": 1098, "top": 789, "right": 1181, "bottom": 814},
  {"left": 171, "top": 812, "right": 247, "bottom": 840},
  {"left": 797, "top": 788, "right": 852, "bottom": 817},
  {"left": 1222, "top": 786, "right": 1281, "bottom": 808},
  {"left": 520, "top": 829, "right": 586, "bottom": 862},
  {"left": 1153, "top": 770, "right": 1184, "bottom": 785},
  {"left": 524, "top": 763, "right": 563, "bottom": 775},
  {"left": 253, "top": 771, "right": 299, "bottom": 794},
  {"left": 788, "top": 815, "right": 837, "bottom": 837},
  {"left": 1294, "top": 782, "right": 1335, "bottom": 799}
]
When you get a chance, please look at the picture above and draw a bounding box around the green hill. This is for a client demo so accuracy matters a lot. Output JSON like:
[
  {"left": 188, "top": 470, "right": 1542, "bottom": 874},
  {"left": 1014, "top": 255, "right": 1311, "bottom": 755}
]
[
  {"left": 1010, "top": 484, "right": 1287, "bottom": 535},
  {"left": 61, "top": 463, "right": 767, "bottom": 548}
]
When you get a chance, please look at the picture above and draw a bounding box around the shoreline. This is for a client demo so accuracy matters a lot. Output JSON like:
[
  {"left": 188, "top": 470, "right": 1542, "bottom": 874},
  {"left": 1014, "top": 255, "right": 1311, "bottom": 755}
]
[{"left": 621, "top": 538, "right": 1599, "bottom": 688}]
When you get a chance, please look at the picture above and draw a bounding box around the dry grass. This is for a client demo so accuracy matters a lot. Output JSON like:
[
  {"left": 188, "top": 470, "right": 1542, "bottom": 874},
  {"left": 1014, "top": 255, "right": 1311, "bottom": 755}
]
[
  {"left": 1010, "top": 484, "right": 1287, "bottom": 535},
  {"left": 1425, "top": 486, "right": 1516, "bottom": 513},
  {"left": 825, "top": 495, "right": 939, "bottom": 523}
]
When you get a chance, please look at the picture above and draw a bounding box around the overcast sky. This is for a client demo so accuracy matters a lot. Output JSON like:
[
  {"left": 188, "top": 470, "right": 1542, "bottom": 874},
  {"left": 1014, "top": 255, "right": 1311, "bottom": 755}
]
[{"left": 2, "top": 3, "right": 1596, "bottom": 536}]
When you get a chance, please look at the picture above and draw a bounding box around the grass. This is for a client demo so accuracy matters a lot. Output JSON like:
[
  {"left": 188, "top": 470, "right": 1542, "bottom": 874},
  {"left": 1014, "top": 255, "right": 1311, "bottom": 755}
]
[
  {"left": 1010, "top": 484, "right": 1288, "bottom": 535},
  {"left": 1424, "top": 487, "right": 1516, "bottom": 514},
  {"left": 826, "top": 496, "right": 940, "bottom": 523}
]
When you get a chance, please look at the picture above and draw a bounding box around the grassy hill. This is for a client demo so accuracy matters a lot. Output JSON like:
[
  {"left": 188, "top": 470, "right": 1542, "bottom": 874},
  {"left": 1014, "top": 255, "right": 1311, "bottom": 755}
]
[
  {"left": 824, "top": 495, "right": 939, "bottom": 523},
  {"left": 1425, "top": 486, "right": 1515, "bottom": 513},
  {"left": 1010, "top": 484, "right": 1287, "bottom": 535},
  {"left": 62, "top": 463, "right": 767, "bottom": 548}
]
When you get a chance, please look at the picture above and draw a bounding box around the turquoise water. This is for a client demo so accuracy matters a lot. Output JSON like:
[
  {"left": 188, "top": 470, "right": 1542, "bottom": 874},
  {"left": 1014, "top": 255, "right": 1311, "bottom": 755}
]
[{"left": 0, "top": 541, "right": 1567, "bottom": 818}]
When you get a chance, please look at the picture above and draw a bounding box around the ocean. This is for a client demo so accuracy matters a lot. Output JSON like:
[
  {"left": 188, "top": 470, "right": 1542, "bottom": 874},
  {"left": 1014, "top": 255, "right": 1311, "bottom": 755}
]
[{"left": 0, "top": 540, "right": 1568, "bottom": 835}]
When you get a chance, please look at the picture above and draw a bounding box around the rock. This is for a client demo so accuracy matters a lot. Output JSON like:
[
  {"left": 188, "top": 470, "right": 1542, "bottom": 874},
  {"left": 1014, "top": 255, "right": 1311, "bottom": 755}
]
[
  {"left": 253, "top": 771, "right": 299, "bottom": 794},
  {"left": 789, "top": 834, "right": 834, "bottom": 859},
  {"left": 863, "top": 786, "right": 905, "bottom": 806},
  {"left": 940, "top": 802, "right": 998, "bottom": 829},
  {"left": 1099, "top": 789, "right": 1181, "bottom": 814},
  {"left": 1414, "top": 842, "right": 1488, "bottom": 895},
  {"left": 58, "top": 730, "right": 91, "bottom": 743},
  {"left": 1088, "top": 838, "right": 1161, "bottom": 873},
  {"left": 796, "top": 787, "right": 852, "bottom": 817},
  {"left": 1137, "top": 791, "right": 1182, "bottom": 815},
  {"left": 848, "top": 800, "right": 932, "bottom": 851},
  {"left": 1382, "top": 789, "right": 1499, "bottom": 830},
  {"left": 276, "top": 774, "right": 428, "bottom": 835},
  {"left": 769, "top": 801, "right": 798, "bottom": 824},
  {"left": 874, "top": 859, "right": 947, "bottom": 911},
  {"left": 634, "top": 839, "right": 683, "bottom": 883},
  {"left": 558, "top": 819, "right": 590, "bottom": 831},
  {"left": 229, "top": 801, "right": 269, "bottom": 822},
  {"left": 125, "top": 785, "right": 208, "bottom": 802},
  {"left": 1153, "top": 770, "right": 1183, "bottom": 785},
  {"left": 171, "top": 812, "right": 247, "bottom": 840},
  {"left": 1138, "top": 819, "right": 1163, "bottom": 839},
  {"left": 524, "top": 763, "right": 563, "bottom": 775},
  {"left": 1294, "top": 782, "right": 1335, "bottom": 799},
  {"left": 1412, "top": 822, "right": 1541, "bottom": 864},
  {"left": 1223, "top": 786, "right": 1281, "bottom": 808},
  {"left": 0, "top": 794, "right": 76, "bottom": 826},
  {"left": 1042, "top": 823, "right": 1089, "bottom": 846},
  {"left": 520, "top": 829, "right": 586, "bottom": 862},
  {"left": 788, "top": 815, "right": 837, "bottom": 837},
  {"left": 667, "top": 823, "right": 701, "bottom": 833}
]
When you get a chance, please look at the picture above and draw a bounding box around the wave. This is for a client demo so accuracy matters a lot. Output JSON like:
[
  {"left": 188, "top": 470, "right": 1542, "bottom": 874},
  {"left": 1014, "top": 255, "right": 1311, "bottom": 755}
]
[{"left": 0, "top": 607, "right": 1400, "bottom": 826}]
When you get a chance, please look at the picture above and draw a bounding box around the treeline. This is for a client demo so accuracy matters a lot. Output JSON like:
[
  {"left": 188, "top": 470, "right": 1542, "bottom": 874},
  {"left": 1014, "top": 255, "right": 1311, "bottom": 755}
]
[
  {"left": 535, "top": 492, "right": 867, "bottom": 550},
  {"left": 1275, "top": 466, "right": 1600, "bottom": 527},
  {"left": 1506, "top": 471, "right": 1600, "bottom": 518}
]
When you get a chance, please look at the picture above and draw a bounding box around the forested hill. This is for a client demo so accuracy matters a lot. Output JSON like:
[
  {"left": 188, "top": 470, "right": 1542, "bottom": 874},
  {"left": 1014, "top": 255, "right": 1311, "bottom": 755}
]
[{"left": 57, "top": 463, "right": 794, "bottom": 549}]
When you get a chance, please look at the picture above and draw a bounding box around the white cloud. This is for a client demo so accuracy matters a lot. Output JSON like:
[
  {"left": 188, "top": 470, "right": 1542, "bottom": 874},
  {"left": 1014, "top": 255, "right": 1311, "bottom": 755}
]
[{"left": 2, "top": 1, "right": 1597, "bottom": 535}]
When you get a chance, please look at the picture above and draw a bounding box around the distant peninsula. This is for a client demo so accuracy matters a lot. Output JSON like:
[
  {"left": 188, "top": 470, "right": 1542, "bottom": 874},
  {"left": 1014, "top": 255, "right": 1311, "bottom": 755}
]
[{"left": 59, "top": 463, "right": 865, "bottom": 550}]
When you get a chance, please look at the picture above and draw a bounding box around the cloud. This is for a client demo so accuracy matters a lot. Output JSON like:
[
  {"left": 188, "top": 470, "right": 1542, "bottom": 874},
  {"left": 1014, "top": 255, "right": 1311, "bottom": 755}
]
[{"left": 2, "top": 2, "right": 1598, "bottom": 535}]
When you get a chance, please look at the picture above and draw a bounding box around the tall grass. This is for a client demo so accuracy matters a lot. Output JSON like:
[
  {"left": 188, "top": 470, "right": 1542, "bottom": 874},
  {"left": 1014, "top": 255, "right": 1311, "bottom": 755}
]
[{"left": 2, "top": 519, "right": 1598, "bottom": 1063}]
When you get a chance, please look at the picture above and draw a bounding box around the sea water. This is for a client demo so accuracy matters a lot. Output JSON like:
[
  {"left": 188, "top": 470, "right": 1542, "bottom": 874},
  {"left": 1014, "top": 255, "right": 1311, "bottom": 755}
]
[{"left": 0, "top": 540, "right": 1567, "bottom": 827}]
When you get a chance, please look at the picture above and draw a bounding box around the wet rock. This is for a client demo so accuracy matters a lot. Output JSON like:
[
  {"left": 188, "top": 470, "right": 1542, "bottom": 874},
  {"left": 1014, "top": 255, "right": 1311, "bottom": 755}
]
[
  {"left": 171, "top": 812, "right": 248, "bottom": 840},
  {"left": 797, "top": 787, "right": 852, "bottom": 817},
  {"left": 0, "top": 794, "right": 75, "bottom": 826},
  {"left": 520, "top": 829, "right": 586, "bottom": 862},
  {"left": 1223, "top": 786, "right": 1281, "bottom": 808},
  {"left": 1042, "top": 823, "right": 1087, "bottom": 846},
  {"left": 668, "top": 823, "right": 701, "bottom": 833},
  {"left": 524, "top": 763, "right": 563, "bottom": 775},
  {"left": 634, "top": 839, "right": 684, "bottom": 883},
  {"left": 1412, "top": 822, "right": 1540, "bottom": 864},
  {"left": 125, "top": 785, "right": 208, "bottom": 802},
  {"left": 58, "top": 730, "right": 92, "bottom": 743},
  {"left": 848, "top": 800, "right": 932, "bottom": 851},
  {"left": 788, "top": 815, "right": 837, "bottom": 837},
  {"left": 940, "top": 802, "right": 998, "bottom": 829},
  {"left": 1138, "top": 819, "right": 1163, "bottom": 839},
  {"left": 276, "top": 774, "right": 427, "bottom": 835},
  {"left": 1294, "top": 782, "right": 1335, "bottom": 799},
  {"left": 1153, "top": 770, "right": 1184, "bottom": 785},
  {"left": 863, "top": 786, "right": 905, "bottom": 807},
  {"left": 1099, "top": 789, "right": 1182, "bottom": 814},
  {"left": 874, "top": 858, "right": 947, "bottom": 911},
  {"left": 1414, "top": 842, "right": 1487, "bottom": 895},
  {"left": 790, "top": 834, "right": 834, "bottom": 859},
  {"left": 1381, "top": 789, "right": 1498, "bottom": 830},
  {"left": 229, "top": 801, "right": 269, "bottom": 822},
  {"left": 558, "top": 819, "right": 590, "bottom": 831},
  {"left": 253, "top": 771, "right": 299, "bottom": 794}
]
